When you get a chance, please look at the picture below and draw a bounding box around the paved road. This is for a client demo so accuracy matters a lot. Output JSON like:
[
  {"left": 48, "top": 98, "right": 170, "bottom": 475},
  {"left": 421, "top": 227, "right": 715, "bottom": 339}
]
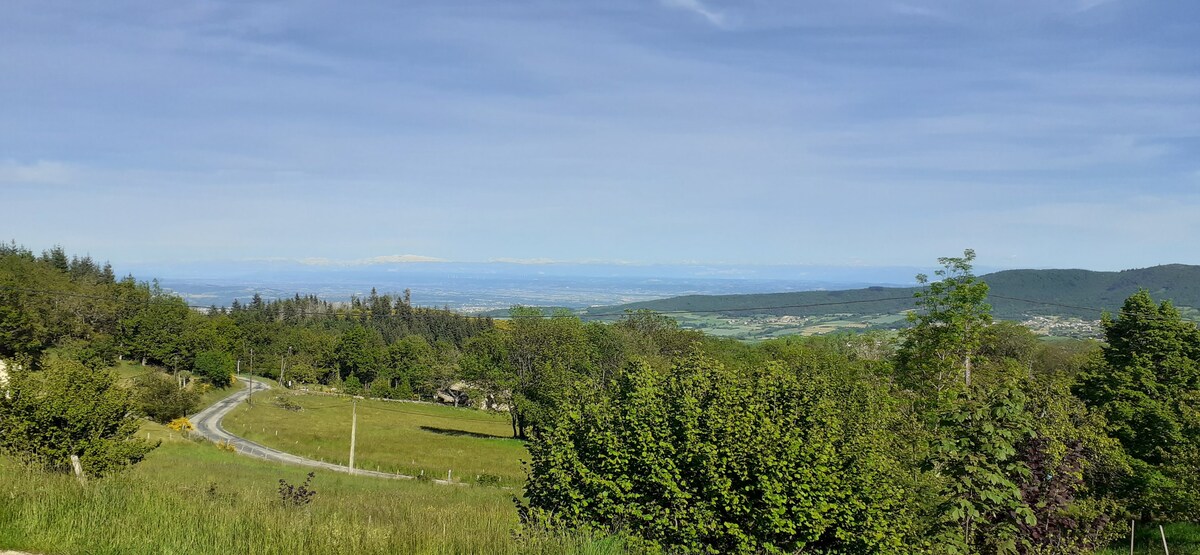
[{"left": 191, "top": 377, "right": 436, "bottom": 482}]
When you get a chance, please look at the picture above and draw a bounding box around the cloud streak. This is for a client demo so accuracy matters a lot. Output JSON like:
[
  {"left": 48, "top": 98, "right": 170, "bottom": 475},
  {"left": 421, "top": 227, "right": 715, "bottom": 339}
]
[
  {"left": 299, "top": 255, "right": 447, "bottom": 266},
  {"left": 0, "top": 159, "right": 75, "bottom": 186},
  {"left": 659, "top": 0, "right": 727, "bottom": 27},
  {"left": 2, "top": 0, "right": 1198, "bottom": 271}
]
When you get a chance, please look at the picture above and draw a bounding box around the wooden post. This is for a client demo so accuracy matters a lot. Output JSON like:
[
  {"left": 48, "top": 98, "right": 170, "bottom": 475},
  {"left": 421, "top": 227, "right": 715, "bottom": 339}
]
[
  {"left": 70, "top": 455, "right": 86, "bottom": 485},
  {"left": 1160, "top": 524, "right": 1170, "bottom": 555},
  {"left": 348, "top": 398, "right": 357, "bottom": 474}
]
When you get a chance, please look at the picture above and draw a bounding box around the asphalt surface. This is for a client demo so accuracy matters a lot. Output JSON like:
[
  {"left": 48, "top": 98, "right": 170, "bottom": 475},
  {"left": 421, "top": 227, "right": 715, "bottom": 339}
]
[{"left": 190, "top": 377, "right": 440, "bottom": 482}]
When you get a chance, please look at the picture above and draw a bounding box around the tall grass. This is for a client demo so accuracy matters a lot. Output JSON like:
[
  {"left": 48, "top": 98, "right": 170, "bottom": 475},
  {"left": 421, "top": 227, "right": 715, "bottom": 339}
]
[
  {"left": 1097, "top": 522, "right": 1200, "bottom": 555},
  {"left": 0, "top": 426, "right": 625, "bottom": 554}
]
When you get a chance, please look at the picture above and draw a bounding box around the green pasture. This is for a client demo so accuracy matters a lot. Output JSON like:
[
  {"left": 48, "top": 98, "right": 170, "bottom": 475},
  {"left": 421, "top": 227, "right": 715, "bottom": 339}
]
[
  {"left": 1097, "top": 522, "right": 1200, "bottom": 554},
  {"left": 0, "top": 422, "right": 623, "bottom": 555},
  {"left": 223, "top": 391, "right": 528, "bottom": 486}
]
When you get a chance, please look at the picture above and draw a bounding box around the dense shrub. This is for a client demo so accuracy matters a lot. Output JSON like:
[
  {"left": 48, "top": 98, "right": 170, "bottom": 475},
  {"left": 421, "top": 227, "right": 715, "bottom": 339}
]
[
  {"left": 521, "top": 354, "right": 919, "bottom": 554},
  {"left": 133, "top": 371, "right": 201, "bottom": 423},
  {"left": 192, "top": 350, "right": 235, "bottom": 388},
  {"left": 367, "top": 380, "right": 394, "bottom": 399},
  {"left": 0, "top": 357, "right": 156, "bottom": 477},
  {"left": 342, "top": 375, "right": 363, "bottom": 396}
]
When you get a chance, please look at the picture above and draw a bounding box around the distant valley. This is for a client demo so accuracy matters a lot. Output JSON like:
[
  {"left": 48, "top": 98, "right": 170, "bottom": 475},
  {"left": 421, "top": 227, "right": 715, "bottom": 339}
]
[
  {"left": 157, "top": 263, "right": 1200, "bottom": 341},
  {"left": 568, "top": 264, "right": 1200, "bottom": 339}
]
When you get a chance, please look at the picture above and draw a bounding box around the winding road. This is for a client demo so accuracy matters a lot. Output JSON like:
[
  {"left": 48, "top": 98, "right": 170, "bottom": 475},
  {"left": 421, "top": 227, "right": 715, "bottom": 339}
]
[{"left": 191, "top": 377, "right": 435, "bottom": 481}]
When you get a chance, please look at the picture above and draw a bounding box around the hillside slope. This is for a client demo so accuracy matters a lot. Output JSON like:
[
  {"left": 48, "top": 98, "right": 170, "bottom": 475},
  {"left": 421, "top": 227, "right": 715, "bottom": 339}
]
[{"left": 582, "top": 264, "right": 1200, "bottom": 321}]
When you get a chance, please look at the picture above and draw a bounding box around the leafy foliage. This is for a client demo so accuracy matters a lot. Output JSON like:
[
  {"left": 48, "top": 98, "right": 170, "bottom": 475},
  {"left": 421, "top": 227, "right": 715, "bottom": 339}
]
[
  {"left": 0, "top": 357, "right": 156, "bottom": 477},
  {"left": 522, "top": 353, "right": 918, "bottom": 554},
  {"left": 133, "top": 371, "right": 201, "bottom": 423},
  {"left": 192, "top": 349, "right": 236, "bottom": 387},
  {"left": 898, "top": 249, "right": 992, "bottom": 393},
  {"left": 277, "top": 471, "right": 317, "bottom": 507},
  {"left": 927, "top": 382, "right": 1036, "bottom": 554},
  {"left": 1073, "top": 289, "right": 1200, "bottom": 519}
]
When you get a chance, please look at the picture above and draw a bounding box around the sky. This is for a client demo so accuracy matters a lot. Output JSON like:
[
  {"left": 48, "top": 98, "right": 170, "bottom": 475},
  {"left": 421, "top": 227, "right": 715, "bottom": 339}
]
[{"left": 3, "top": 0, "right": 1198, "bottom": 274}]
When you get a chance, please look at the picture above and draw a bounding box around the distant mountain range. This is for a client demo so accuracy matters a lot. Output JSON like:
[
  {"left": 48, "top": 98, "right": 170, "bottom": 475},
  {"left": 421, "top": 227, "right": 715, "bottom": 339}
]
[{"left": 578, "top": 264, "right": 1200, "bottom": 322}]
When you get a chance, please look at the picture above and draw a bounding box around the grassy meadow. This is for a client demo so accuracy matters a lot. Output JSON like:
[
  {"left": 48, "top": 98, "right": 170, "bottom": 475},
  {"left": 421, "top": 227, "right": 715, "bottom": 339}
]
[
  {"left": 1097, "top": 522, "right": 1200, "bottom": 555},
  {"left": 4, "top": 370, "right": 1197, "bottom": 554},
  {"left": 0, "top": 421, "right": 624, "bottom": 555},
  {"left": 223, "top": 391, "right": 527, "bottom": 486}
]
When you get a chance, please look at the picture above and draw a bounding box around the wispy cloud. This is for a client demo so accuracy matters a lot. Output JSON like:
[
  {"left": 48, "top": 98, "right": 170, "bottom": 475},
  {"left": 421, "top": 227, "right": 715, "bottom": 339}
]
[
  {"left": 0, "top": 159, "right": 75, "bottom": 185},
  {"left": 489, "top": 257, "right": 560, "bottom": 265},
  {"left": 659, "top": 0, "right": 727, "bottom": 27},
  {"left": 299, "top": 255, "right": 446, "bottom": 266},
  {"left": 1075, "top": 0, "right": 1119, "bottom": 13},
  {"left": 890, "top": 3, "right": 952, "bottom": 21}
]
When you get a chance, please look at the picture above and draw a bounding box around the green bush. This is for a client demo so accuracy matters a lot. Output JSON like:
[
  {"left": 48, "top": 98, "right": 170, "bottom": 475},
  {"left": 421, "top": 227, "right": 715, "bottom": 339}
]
[
  {"left": 367, "top": 380, "right": 394, "bottom": 399},
  {"left": 476, "top": 473, "right": 501, "bottom": 487},
  {"left": 132, "top": 372, "right": 201, "bottom": 423},
  {"left": 192, "top": 350, "right": 235, "bottom": 388},
  {"left": 521, "top": 354, "right": 918, "bottom": 554},
  {"left": 342, "top": 375, "right": 363, "bottom": 396},
  {"left": 0, "top": 357, "right": 156, "bottom": 477},
  {"left": 285, "top": 362, "right": 321, "bottom": 385}
]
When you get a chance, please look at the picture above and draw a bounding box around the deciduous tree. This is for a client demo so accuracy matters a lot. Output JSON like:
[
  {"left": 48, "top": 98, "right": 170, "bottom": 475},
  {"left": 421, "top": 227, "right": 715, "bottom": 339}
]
[{"left": 0, "top": 357, "right": 156, "bottom": 477}]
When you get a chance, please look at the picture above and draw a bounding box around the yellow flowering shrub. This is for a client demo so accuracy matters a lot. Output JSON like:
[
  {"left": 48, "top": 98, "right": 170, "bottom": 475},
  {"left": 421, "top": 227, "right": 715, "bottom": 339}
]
[{"left": 167, "top": 417, "right": 195, "bottom": 433}]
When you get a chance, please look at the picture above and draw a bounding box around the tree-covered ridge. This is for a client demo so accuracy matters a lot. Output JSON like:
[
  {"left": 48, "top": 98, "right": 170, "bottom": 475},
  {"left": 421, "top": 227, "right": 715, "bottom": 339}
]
[
  {"left": 583, "top": 263, "right": 1200, "bottom": 321},
  {"left": 0, "top": 243, "right": 493, "bottom": 383}
]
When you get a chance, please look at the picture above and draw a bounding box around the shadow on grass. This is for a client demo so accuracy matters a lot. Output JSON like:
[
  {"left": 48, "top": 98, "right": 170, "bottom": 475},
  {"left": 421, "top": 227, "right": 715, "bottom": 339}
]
[{"left": 419, "top": 425, "right": 512, "bottom": 440}]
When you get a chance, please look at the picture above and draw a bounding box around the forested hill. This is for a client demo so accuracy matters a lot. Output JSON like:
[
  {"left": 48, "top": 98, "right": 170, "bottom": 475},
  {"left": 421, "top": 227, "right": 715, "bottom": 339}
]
[{"left": 582, "top": 264, "right": 1200, "bottom": 321}]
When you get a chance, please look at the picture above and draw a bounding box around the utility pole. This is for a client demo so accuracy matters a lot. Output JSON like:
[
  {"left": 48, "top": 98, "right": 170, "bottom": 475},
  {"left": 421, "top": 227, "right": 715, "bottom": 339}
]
[
  {"left": 280, "top": 346, "right": 292, "bottom": 388},
  {"left": 348, "top": 398, "right": 358, "bottom": 475},
  {"left": 248, "top": 348, "right": 255, "bottom": 407}
]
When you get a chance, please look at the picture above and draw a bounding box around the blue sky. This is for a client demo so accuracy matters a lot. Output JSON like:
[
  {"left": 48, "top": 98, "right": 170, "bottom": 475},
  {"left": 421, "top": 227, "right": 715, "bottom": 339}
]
[{"left": 3, "top": 0, "right": 1198, "bottom": 273}]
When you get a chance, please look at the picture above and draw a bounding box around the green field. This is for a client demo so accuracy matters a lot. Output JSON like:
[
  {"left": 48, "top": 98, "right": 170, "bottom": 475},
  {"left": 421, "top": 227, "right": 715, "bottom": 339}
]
[
  {"left": 1097, "top": 522, "right": 1200, "bottom": 554},
  {"left": 223, "top": 391, "right": 528, "bottom": 486},
  {"left": 0, "top": 421, "right": 622, "bottom": 555}
]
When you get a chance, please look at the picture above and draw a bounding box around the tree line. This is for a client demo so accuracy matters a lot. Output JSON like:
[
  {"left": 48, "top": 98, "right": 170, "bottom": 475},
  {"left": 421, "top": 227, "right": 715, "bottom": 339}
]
[
  {"left": 3, "top": 244, "right": 1199, "bottom": 553},
  {"left": 518, "top": 250, "right": 1200, "bottom": 554}
]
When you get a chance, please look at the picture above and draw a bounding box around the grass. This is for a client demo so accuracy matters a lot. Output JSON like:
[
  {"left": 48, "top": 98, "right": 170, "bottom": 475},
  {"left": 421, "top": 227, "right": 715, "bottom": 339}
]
[
  {"left": 112, "top": 359, "right": 161, "bottom": 382},
  {"left": 2, "top": 417, "right": 1193, "bottom": 554},
  {"left": 223, "top": 390, "right": 528, "bottom": 486},
  {"left": 1098, "top": 522, "right": 1200, "bottom": 555},
  {"left": 0, "top": 422, "right": 628, "bottom": 555}
]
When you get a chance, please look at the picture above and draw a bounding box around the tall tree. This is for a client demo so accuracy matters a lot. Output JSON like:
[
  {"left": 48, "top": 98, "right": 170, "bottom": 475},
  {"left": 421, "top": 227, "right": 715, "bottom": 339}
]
[
  {"left": 333, "top": 325, "right": 385, "bottom": 384},
  {"left": 1074, "top": 289, "right": 1200, "bottom": 518},
  {"left": 897, "top": 249, "right": 992, "bottom": 393}
]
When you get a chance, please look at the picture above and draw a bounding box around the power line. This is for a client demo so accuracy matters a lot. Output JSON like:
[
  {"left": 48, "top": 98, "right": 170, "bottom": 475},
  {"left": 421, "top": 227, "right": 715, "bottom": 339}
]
[
  {"left": 578, "top": 295, "right": 918, "bottom": 318},
  {"left": 987, "top": 294, "right": 1108, "bottom": 314}
]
